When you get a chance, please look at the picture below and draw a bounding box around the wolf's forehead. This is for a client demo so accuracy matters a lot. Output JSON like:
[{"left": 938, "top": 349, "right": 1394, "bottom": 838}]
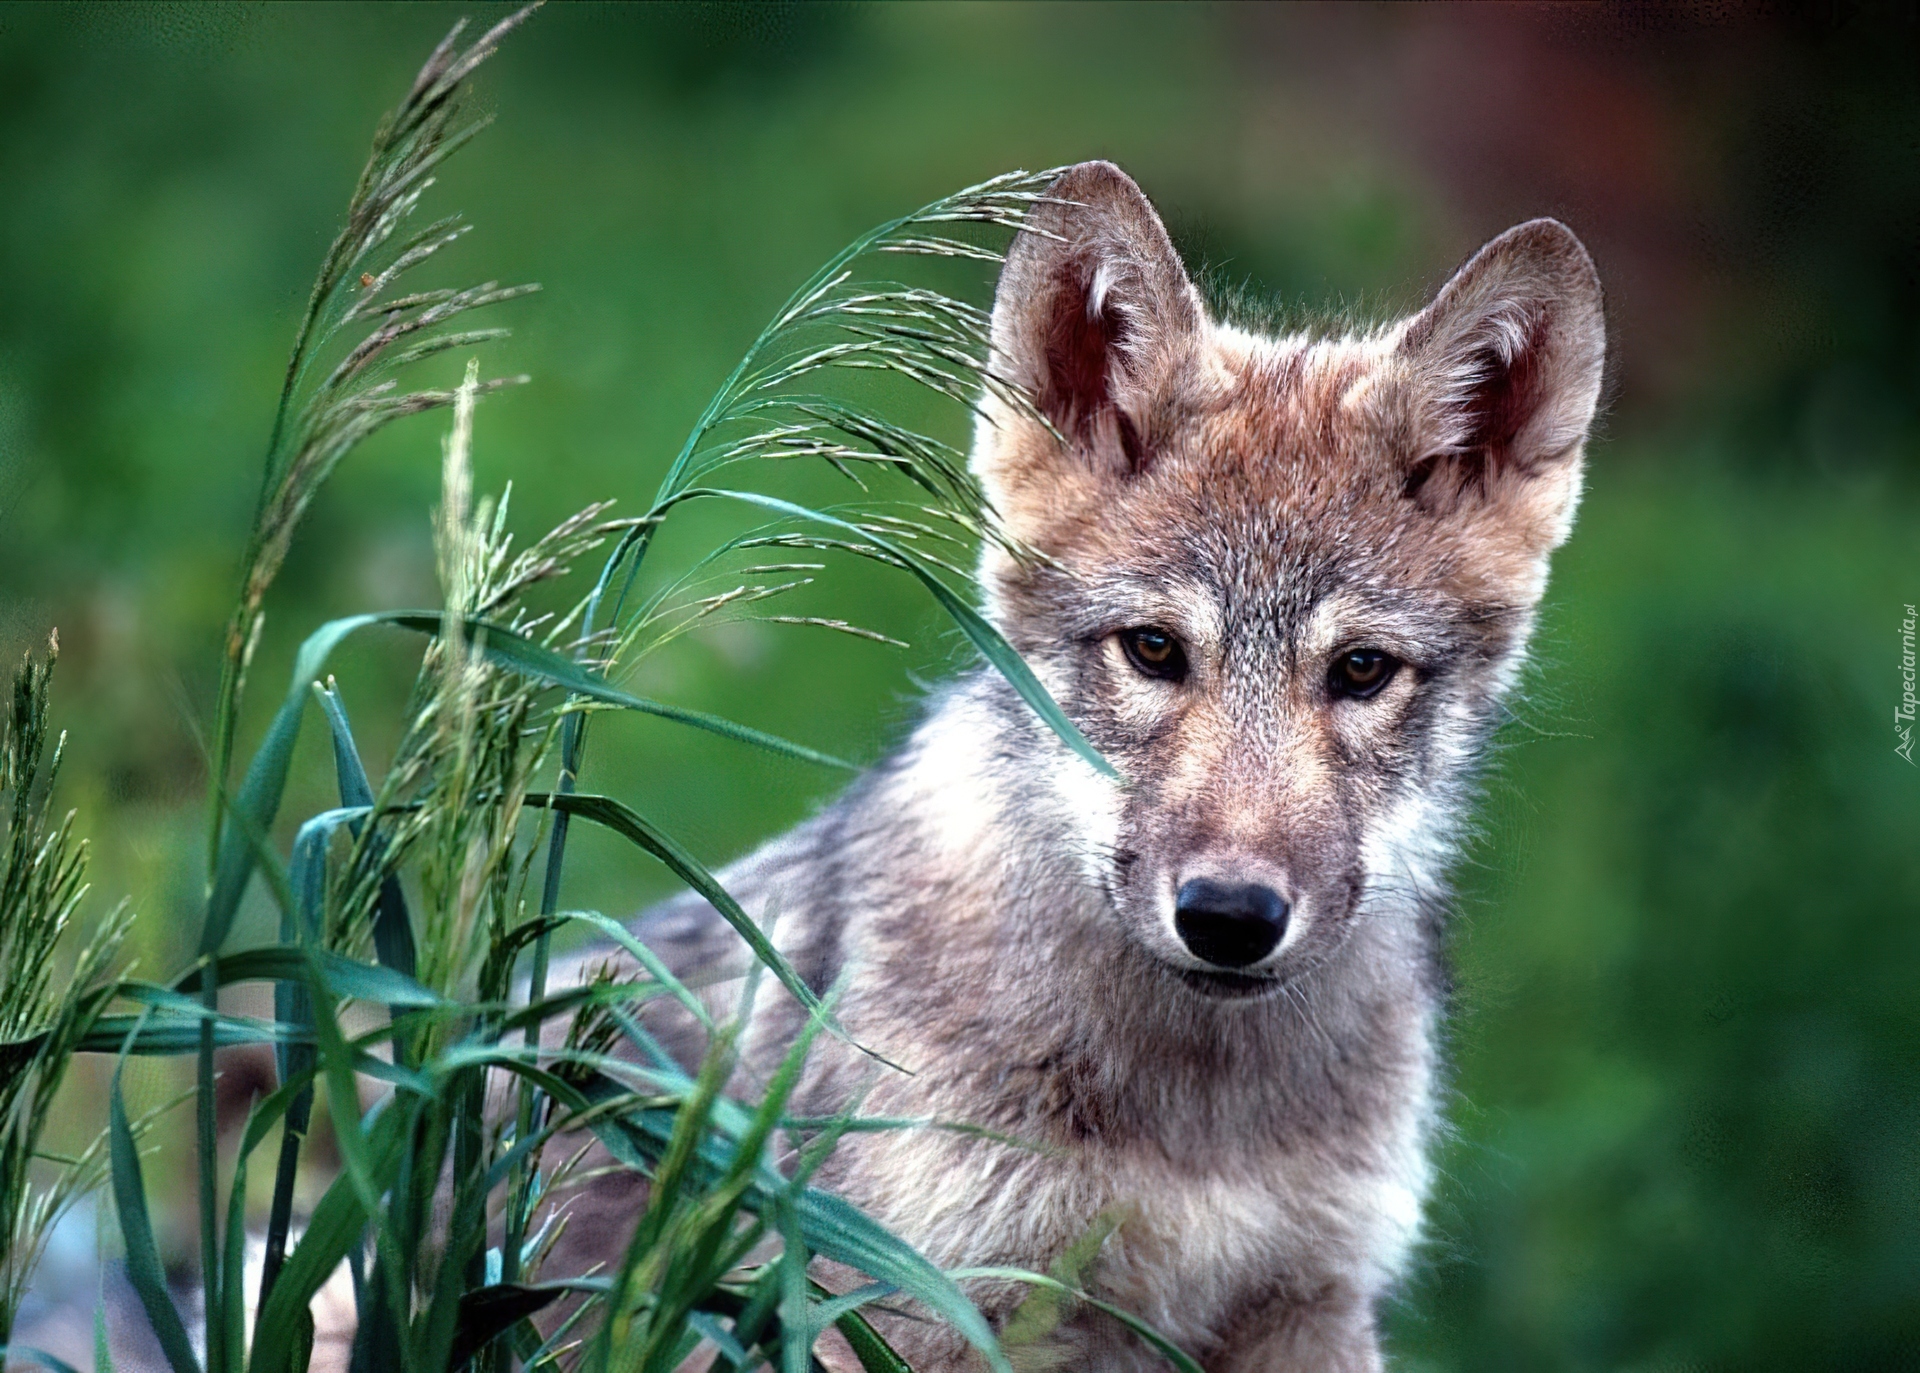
[
  {"left": 1110, "top": 380, "right": 1429, "bottom": 649},
  {"left": 1190, "top": 520, "right": 1370, "bottom": 652},
  {"left": 1095, "top": 510, "right": 1387, "bottom": 650},
  {"left": 1162, "top": 332, "right": 1415, "bottom": 563},
  {"left": 1195, "top": 332, "right": 1388, "bottom": 466}
]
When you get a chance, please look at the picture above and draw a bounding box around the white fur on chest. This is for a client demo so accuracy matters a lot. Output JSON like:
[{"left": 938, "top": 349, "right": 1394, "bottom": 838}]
[
  {"left": 848, "top": 1071, "right": 1434, "bottom": 1352},
  {"left": 1120, "top": 1140, "right": 1429, "bottom": 1336},
  {"left": 1072, "top": 1133, "right": 1429, "bottom": 1345}
]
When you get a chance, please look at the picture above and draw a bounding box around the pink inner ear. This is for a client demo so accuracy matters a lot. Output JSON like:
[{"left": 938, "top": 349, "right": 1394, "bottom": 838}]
[
  {"left": 1458, "top": 306, "right": 1550, "bottom": 469},
  {"left": 1041, "top": 260, "right": 1121, "bottom": 437},
  {"left": 1037, "top": 259, "right": 1149, "bottom": 470},
  {"left": 1404, "top": 304, "right": 1555, "bottom": 503}
]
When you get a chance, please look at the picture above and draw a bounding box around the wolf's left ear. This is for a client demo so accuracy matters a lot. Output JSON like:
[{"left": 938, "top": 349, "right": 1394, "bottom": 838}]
[
  {"left": 1395, "top": 219, "right": 1605, "bottom": 551},
  {"left": 988, "top": 161, "right": 1203, "bottom": 477}
]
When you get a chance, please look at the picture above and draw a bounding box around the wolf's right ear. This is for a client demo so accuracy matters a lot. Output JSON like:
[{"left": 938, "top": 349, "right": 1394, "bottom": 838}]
[
  {"left": 1392, "top": 219, "right": 1606, "bottom": 554},
  {"left": 988, "top": 162, "right": 1203, "bottom": 478}
]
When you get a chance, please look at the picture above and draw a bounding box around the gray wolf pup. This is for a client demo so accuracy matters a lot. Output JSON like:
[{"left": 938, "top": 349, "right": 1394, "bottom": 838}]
[{"left": 563, "top": 161, "right": 1606, "bottom": 1372}]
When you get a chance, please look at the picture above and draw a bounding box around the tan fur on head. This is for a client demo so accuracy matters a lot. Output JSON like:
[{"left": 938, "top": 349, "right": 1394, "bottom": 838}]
[{"left": 976, "top": 165, "right": 1605, "bottom": 625}]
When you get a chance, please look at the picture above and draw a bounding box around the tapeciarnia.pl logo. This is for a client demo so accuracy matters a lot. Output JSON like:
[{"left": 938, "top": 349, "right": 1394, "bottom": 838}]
[{"left": 1898, "top": 603, "right": 1917, "bottom": 765}]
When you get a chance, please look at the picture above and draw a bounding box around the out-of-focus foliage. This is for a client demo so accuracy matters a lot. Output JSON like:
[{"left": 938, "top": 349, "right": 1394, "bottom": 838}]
[{"left": 0, "top": 4, "right": 1914, "bottom": 1369}]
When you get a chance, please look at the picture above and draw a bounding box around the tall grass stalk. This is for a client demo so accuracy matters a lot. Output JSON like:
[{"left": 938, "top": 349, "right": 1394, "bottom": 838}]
[{"left": 0, "top": 642, "right": 131, "bottom": 1352}]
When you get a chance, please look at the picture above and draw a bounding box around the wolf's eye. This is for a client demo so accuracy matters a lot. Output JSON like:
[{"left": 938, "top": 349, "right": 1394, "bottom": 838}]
[
  {"left": 1330, "top": 649, "right": 1399, "bottom": 700},
  {"left": 1120, "top": 627, "right": 1188, "bottom": 681}
]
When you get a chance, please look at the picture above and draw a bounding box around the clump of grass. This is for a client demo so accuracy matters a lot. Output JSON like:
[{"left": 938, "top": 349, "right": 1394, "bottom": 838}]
[{"left": 1, "top": 11, "right": 1202, "bottom": 1373}]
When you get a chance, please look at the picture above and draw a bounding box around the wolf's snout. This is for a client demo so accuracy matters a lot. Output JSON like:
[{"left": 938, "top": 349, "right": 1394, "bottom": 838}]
[{"left": 1174, "top": 878, "right": 1289, "bottom": 968}]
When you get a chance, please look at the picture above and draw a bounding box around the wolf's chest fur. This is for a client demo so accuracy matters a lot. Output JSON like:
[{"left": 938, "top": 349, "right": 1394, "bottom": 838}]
[{"left": 590, "top": 162, "right": 1604, "bottom": 1369}]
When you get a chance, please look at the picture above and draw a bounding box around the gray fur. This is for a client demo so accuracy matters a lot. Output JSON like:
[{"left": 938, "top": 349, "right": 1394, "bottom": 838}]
[{"left": 554, "top": 162, "right": 1606, "bottom": 1372}]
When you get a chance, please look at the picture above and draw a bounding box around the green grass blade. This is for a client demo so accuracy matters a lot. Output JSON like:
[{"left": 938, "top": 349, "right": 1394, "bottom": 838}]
[
  {"left": 599, "top": 1028, "right": 741, "bottom": 1372},
  {"left": 676, "top": 490, "right": 1114, "bottom": 779},
  {"left": 196, "top": 1001, "right": 222, "bottom": 1373},
  {"left": 234, "top": 1067, "right": 326, "bottom": 1336},
  {"left": 788, "top": 1189, "right": 1008, "bottom": 1373},
  {"left": 801, "top": 1281, "right": 893, "bottom": 1334},
  {"left": 950, "top": 1268, "right": 1205, "bottom": 1373},
  {"left": 313, "top": 684, "right": 377, "bottom": 812},
  {"left": 446, "top": 1284, "right": 572, "bottom": 1369},
  {"left": 428, "top": 1045, "right": 592, "bottom": 1115},
  {"left": 222, "top": 1120, "right": 252, "bottom": 1373},
  {"left": 306, "top": 967, "right": 386, "bottom": 1219},
  {"left": 96, "top": 1281, "right": 116, "bottom": 1373},
  {"left": 835, "top": 1312, "right": 911, "bottom": 1373},
  {"left": 479, "top": 1088, "right": 657, "bottom": 1195},
  {"left": 685, "top": 1313, "right": 751, "bottom": 1369},
  {"left": 259, "top": 809, "right": 333, "bottom": 1328},
  {"left": 0, "top": 983, "right": 116, "bottom": 1070},
  {"left": 381, "top": 612, "right": 853, "bottom": 770},
  {"left": 527, "top": 793, "right": 821, "bottom": 1025},
  {"left": 648, "top": 997, "right": 832, "bottom": 1371},
  {"left": 707, "top": 1268, "right": 781, "bottom": 1373},
  {"left": 314, "top": 682, "right": 419, "bottom": 983},
  {"left": 205, "top": 609, "right": 849, "bottom": 962},
  {"left": 776, "top": 1209, "right": 810, "bottom": 1373},
  {"left": 112, "top": 983, "right": 313, "bottom": 1049},
  {"left": 72, "top": 1011, "right": 292, "bottom": 1055},
  {"left": 249, "top": 1101, "right": 408, "bottom": 1373},
  {"left": 313, "top": 948, "right": 447, "bottom": 1007},
  {"left": 203, "top": 613, "right": 386, "bottom": 956},
  {"left": 569, "top": 1066, "right": 1007, "bottom": 1373},
  {"left": 169, "top": 944, "right": 447, "bottom": 1010},
  {"left": 108, "top": 1036, "right": 203, "bottom": 1373},
  {"left": 556, "top": 909, "right": 713, "bottom": 1031}
]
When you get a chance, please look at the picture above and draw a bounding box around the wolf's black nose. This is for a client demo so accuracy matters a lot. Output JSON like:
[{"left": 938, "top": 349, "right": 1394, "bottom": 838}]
[{"left": 1175, "top": 879, "right": 1289, "bottom": 969}]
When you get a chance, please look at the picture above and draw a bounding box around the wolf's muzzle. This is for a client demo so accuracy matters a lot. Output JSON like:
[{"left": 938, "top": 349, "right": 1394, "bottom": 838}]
[{"left": 1174, "top": 878, "right": 1289, "bottom": 968}]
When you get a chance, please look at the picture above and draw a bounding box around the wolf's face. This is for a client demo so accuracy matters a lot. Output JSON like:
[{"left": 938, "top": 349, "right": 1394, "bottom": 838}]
[{"left": 974, "top": 164, "right": 1604, "bottom": 999}]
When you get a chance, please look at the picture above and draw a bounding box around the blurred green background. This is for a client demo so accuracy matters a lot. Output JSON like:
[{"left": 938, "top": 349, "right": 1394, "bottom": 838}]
[{"left": 1, "top": 3, "right": 1916, "bottom": 1368}]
